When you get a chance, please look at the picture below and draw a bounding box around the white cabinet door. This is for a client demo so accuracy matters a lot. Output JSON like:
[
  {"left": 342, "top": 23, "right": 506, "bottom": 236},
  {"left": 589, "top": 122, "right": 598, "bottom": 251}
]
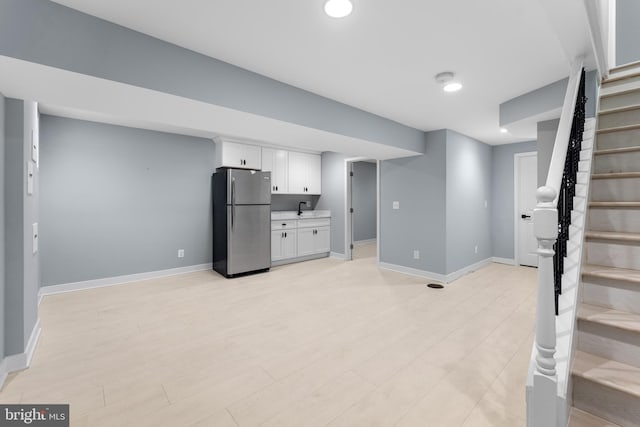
[
  {"left": 307, "top": 154, "right": 322, "bottom": 195},
  {"left": 282, "top": 229, "right": 297, "bottom": 258},
  {"left": 288, "top": 152, "right": 321, "bottom": 195},
  {"left": 297, "top": 227, "right": 316, "bottom": 257},
  {"left": 262, "top": 148, "right": 288, "bottom": 193},
  {"left": 315, "top": 226, "right": 330, "bottom": 253},
  {"left": 218, "top": 140, "right": 262, "bottom": 169},
  {"left": 271, "top": 230, "right": 283, "bottom": 261}
]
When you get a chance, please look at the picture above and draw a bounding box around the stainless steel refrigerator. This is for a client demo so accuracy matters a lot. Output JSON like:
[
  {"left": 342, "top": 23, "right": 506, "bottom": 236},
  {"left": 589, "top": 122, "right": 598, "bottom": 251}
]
[{"left": 212, "top": 168, "right": 271, "bottom": 278}]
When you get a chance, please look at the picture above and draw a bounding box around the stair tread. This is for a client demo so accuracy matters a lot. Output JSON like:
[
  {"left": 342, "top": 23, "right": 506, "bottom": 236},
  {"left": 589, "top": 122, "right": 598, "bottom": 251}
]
[
  {"left": 583, "top": 264, "right": 640, "bottom": 284},
  {"left": 600, "top": 86, "right": 640, "bottom": 99},
  {"left": 599, "top": 104, "right": 640, "bottom": 115},
  {"left": 586, "top": 231, "right": 640, "bottom": 242},
  {"left": 573, "top": 350, "right": 640, "bottom": 398},
  {"left": 595, "top": 146, "right": 640, "bottom": 155},
  {"left": 596, "top": 123, "right": 640, "bottom": 134},
  {"left": 610, "top": 60, "right": 640, "bottom": 75},
  {"left": 578, "top": 303, "right": 640, "bottom": 334},
  {"left": 592, "top": 171, "right": 640, "bottom": 179},
  {"left": 590, "top": 201, "right": 640, "bottom": 208},
  {"left": 603, "top": 71, "right": 640, "bottom": 85},
  {"left": 569, "top": 408, "right": 622, "bottom": 427}
]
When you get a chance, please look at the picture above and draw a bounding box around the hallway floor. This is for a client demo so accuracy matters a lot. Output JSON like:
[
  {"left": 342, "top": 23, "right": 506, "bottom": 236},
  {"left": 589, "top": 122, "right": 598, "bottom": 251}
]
[{"left": 0, "top": 258, "right": 536, "bottom": 426}]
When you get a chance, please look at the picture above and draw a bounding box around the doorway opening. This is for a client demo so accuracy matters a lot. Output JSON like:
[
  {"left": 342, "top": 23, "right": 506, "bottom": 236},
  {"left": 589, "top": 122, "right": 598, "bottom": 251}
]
[
  {"left": 514, "top": 152, "right": 538, "bottom": 267},
  {"left": 344, "top": 158, "right": 379, "bottom": 261}
]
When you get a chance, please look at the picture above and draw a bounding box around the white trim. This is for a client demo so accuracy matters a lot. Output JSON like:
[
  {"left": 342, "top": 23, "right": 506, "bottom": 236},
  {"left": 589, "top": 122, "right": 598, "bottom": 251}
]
[
  {"left": 376, "top": 160, "right": 381, "bottom": 264},
  {"left": 445, "top": 258, "right": 492, "bottom": 283},
  {"left": 378, "top": 262, "right": 447, "bottom": 283},
  {"left": 491, "top": 257, "right": 517, "bottom": 266},
  {"left": 39, "top": 263, "right": 212, "bottom": 297},
  {"left": 609, "top": 0, "right": 616, "bottom": 68},
  {"left": 514, "top": 151, "right": 537, "bottom": 267},
  {"left": 2, "top": 319, "right": 41, "bottom": 378},
  {"left": 330, "top": 252, "right": 346, "bottom": 260},
  {"left": 354, "top": 238, "right": 376, "bottom": 246}
]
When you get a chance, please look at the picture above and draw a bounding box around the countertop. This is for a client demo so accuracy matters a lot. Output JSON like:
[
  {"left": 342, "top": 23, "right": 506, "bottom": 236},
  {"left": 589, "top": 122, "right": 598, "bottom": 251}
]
[{"left": 271, "top": 210, "right": 331, "bottom": 220}]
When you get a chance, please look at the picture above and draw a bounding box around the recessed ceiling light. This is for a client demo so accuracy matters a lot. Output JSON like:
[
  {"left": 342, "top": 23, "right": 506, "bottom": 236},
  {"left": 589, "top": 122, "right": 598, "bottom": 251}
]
[
  {"left": 443, "top": 82, "right": 462, "bottom": 92},
  {"left": 324, "top": 0, "right": 353, "bottom": 18},
  {"left": 500, "top": 128, "right": 508, "bottom": 133},
  {"left": 435, "top": 71, "right": 462, "bottom": 93}
]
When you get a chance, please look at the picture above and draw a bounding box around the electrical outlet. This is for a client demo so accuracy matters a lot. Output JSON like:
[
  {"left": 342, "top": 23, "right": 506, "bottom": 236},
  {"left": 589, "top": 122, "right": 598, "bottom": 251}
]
[
  {"left": 178, "top": 249, "right": 185, "bottom": 258},
  {"left": 306, "top": 200, "right": 310, "bottom": 207},
  {"left": 413, "top": 250, "right": 420, "bottom": 259},
  {"left": 484, "top": 200, "right": 488, "bottom": 208},
  {"left": 474, "top": 245, "right": 478, "bottom": 254},
  {"left": 393, "top": 201, "right": 400, "bottom": 210}
]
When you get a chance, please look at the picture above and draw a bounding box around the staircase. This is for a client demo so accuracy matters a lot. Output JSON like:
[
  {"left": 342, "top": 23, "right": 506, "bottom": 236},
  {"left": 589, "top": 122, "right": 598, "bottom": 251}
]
[{"left": 569, "top": 62, "right": 640, "bottom": 427}]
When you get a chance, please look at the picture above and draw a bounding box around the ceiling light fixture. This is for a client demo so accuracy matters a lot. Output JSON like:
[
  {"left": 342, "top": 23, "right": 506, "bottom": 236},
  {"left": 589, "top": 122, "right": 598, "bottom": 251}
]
[
  {"left": 435, "top": 71, "right": 463, "bottom": 93},
  {"left": 500, "top": 128, "right": 508, "bottom": 133},
  {"left": 324, "top": 0, "right": 353, "bottom": 18}
]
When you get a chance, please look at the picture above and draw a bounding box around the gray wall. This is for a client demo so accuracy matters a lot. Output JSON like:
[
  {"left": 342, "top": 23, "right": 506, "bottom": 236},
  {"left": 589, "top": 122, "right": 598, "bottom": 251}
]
[
  {"left": 500, "top": 70, "right": 598, "bottom": 125},
  {"left": 445, "top": 130, "right": 492, "bottom": 273},
  {"left": 40, "top": 116, "right": 215, "bottom": 286},
  {"left": 316, "top": 152, "right": 349, "bottom": 255},
  {"left": 0, "top": 93, "right": 4, "bottom": 360},
  {"left": 0, "top": 0, "right": 424, "bottom": 154},
  {"left": 537, "top": 119, "right": 560, "bottom": 187},
  {"left": 352, "top": 162, "right": 377, "bottom": 242},
  {"left": 4, "top": 98, "right": 38, "bottom": 356},
  {"left": 380, "top": 131, "right": 446, "bottom": 274},
  {"left": 491, "top": 141, "right": 537, "bottom": 260},
  {"left": 616, "top": 0, "right": 640, "bottom": 65}
]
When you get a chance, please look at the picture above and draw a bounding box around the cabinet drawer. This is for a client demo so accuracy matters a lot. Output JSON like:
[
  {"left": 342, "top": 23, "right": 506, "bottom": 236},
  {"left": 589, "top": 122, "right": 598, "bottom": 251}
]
[
  {"left": 271, "top": 220, "right": 298, "bottom": 230},
  {"left": 297, "top": 218, "right": 330, "bottom": 228}
]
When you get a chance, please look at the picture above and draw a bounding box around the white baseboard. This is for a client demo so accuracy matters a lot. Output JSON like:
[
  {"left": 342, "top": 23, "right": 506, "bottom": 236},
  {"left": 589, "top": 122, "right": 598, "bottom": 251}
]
[
  {"left": 378, "top": 258, "right": 492, "bottom": 284},
  {"left": 445, "top": 258, "right": 492, "bottom": 283},
  {"left": 377, "top": 262, "right": 447, "bottom": 283},
  {"left": 1, "top": 319, "right": 41, "bottom": 389},
  {"left": 330, "top": 252, "right": 346, "bottom": 260},
  {"left": 353, "top": 239, "right": 376, "bottom": 246},
  {"left": 491, "top": 257, "right": 517, "bottom": 266},
  {"left": 39, "top": 263, "right": 213, "bottom": 298}
]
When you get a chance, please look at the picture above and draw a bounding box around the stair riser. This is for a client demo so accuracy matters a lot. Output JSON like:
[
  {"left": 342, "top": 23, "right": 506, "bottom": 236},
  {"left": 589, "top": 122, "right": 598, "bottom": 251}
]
[
  {"left": 586, "top": 241, "right": 640, "bottom": 270},
  {"left": 588, "top": 208, "right": 640, "bottom": 233},
  {"left": 602, "top": 74, "right": 640, "bottom": 94},
  {"left": 597, "top": 129, "right": 640, "bottom": 150},
  {"left": 591, "top": 177, "right": 640, "bottom": 202},
  {"left": 573, "top": 376, "right": 640, "bottom": 427},
  {"left": 594, "top": 151, "right": 640, "bottom": 173},
  {"left": 582, "top": 280, "right": 640, "bottom": 314},
  {"left": 599, "top": 108, "right": 640, "bottom": 130},
  {"left": 601, "top": 90, "right": 640, "bottom": 110},
  {"left": 578, "top": 323, "right": 640, "bottom": 368}
]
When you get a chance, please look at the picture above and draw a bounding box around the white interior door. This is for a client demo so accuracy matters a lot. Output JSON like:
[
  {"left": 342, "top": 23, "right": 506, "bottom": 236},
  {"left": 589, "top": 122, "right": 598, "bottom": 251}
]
[{"left": 516, "top": 153, "right": 538, "bottom": 267}]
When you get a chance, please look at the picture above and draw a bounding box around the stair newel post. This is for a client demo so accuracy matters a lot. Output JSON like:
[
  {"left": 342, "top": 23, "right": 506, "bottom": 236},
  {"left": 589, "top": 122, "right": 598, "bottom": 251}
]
[{"left": 532, "top": 186, "right": 559, "bottom": 427}]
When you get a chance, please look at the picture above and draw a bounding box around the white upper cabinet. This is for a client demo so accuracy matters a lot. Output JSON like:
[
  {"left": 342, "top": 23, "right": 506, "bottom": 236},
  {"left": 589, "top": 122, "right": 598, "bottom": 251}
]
[
  {"left": 261, "top": 148, "right": 288, "bottom": 193},
  {"left": 215, "top": 138, "right": 262, "bottom": 170},
  {"left": 288, "top": 152, "right": 321, "bottom": 195}
]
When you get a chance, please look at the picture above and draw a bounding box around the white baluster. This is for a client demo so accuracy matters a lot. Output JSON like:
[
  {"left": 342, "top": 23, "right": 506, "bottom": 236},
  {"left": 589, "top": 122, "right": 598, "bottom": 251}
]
[{"left": 531, "top": 186, "right": 558, "bottom": 426}]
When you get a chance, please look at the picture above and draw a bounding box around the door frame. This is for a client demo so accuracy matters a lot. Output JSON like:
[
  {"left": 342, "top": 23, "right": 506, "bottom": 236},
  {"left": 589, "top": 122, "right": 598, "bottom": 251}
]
[
  {"left": 513, "top": 151, "right": 537, "bottom": 266},
  {"left": 344, "top": 157, "right": 379, "bottom": 261}
]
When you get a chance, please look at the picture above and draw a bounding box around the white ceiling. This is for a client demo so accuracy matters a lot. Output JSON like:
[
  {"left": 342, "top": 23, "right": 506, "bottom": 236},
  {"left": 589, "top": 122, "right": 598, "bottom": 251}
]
[{"left": 46, "top": 0, "right": 586, "bottom": 145}]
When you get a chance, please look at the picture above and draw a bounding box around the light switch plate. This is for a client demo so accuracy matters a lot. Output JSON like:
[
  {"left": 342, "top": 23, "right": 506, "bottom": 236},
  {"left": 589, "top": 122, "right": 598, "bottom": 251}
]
[
  {"left": 392, "top": 201, "right": 400, "bottom": 210},
  {"left": 27, "top": 161, "right": 34, "bottom": 195},
  {"left": 32, "top": 223, "right": 38, "bottom": 254}
]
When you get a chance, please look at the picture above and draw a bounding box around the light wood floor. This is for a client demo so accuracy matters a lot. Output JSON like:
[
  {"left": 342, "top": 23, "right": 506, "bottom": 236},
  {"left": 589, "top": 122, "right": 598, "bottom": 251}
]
[{"left": 0, "top": 256, "right": 536, "bottom": 426}]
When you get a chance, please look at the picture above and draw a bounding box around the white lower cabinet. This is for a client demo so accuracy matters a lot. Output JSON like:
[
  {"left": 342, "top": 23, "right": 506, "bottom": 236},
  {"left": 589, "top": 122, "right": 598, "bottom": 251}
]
[{"left": 271, "top": 217, "right": 330, "bottom": 264}]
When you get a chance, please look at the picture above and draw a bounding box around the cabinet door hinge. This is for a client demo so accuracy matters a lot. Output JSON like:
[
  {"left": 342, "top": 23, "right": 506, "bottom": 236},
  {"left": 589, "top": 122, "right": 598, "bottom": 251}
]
[
  {"left": 350, "top": 208, "right": 354, "bottom": 213},
  {"left": 350, "top": 171, "right": 354, "bottom": 177}
]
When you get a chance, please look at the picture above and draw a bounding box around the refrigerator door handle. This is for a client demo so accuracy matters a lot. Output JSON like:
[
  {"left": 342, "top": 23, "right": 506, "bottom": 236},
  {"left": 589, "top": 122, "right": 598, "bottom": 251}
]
[{"left": 231, "top": 177, "right": 236, "bottom": 231}]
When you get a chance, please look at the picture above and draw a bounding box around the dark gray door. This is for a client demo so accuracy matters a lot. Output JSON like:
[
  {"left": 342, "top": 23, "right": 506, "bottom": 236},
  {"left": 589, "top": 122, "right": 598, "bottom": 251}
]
[
  {"left": 227, "top": 204, "right": 271, "bottom": 274},
  {"left": 227, "top": 169, "right": 271, "bottom": 205}
]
